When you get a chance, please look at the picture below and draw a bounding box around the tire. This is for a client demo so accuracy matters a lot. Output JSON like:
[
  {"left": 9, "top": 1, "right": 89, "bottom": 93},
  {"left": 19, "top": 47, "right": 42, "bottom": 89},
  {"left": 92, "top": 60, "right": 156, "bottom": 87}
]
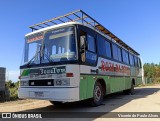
[
  {"left": 130, "top": 82, "right": 135, "bottom": 95},
  {"left": 90, "top": 82, "right": 103, "bottom": 107},
  {"left": 50, "top": 101, "right": 63, "bottom": 106},
  {"left": 123, "top": 82, "right": 135, "bottom": 95}
]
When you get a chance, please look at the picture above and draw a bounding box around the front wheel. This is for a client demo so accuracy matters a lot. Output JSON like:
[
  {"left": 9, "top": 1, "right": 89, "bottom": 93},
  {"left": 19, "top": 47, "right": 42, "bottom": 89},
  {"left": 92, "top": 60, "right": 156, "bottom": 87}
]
[{"left": 90, "top": 82, "right": 103, "bottom": 107}]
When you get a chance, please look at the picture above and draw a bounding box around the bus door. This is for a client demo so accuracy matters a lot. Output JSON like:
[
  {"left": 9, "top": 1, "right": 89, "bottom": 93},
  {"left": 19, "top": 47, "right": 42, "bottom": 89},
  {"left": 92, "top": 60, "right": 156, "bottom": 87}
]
[
  {"left": 78, "top": 26, "right": 97, "bottom": 66},
  {"left": 78, "top": 26, "right": 98, "bottom": 99}
]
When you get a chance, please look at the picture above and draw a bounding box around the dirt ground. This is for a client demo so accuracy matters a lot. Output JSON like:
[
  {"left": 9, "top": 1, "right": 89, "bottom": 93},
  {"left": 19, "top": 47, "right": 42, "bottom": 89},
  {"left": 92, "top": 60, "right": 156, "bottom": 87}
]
[{"left": 1, "top": 85, "right": 160, "bottom": 121}]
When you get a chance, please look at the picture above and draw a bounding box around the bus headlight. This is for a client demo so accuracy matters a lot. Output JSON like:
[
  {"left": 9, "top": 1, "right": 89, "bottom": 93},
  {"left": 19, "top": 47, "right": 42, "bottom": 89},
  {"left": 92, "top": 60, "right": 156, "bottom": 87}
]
[
  {"left": 54, "top": 78, "right": 70, "bottom": 86},
  {"left": 20, "top": 81, "right": 29, "bottom": 86}
]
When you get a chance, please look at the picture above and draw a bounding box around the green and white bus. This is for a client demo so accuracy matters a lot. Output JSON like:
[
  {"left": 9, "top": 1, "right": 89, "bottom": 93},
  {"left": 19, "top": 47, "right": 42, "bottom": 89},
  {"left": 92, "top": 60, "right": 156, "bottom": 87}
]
[{"left": 18, "top": 10, "right": 143, "bottom": 106}]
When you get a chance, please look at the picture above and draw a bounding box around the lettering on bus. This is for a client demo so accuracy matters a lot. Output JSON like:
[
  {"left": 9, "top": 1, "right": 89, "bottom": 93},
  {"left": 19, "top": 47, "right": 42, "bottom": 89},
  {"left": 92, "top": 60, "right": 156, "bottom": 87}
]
[
  {"left": 29, "top": 66, "right": 66, "bottom": 76},
  {"left": 100, "top": 60, "right": 130, "bottom": 75},
  {"left": 27, "top": 35, "right": 44, "bottom": 43},
  {"left": 39, "top": 67, "right": 66, "bottom": 75}
]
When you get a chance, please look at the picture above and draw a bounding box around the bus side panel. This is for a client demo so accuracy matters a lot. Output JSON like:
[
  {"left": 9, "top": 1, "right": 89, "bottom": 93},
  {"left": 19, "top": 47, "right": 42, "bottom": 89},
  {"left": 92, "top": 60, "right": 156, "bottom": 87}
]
[
  {"left": 129, "top": 66, "right": 136, "bottom": 88},
  {"left": 117, "top": 76, "right": 125, "bottom": 91},
  {"left": 79, "top": 75, "right": 88, "bottom": 100},
  {"left": 136, "top": 68, "right": 143, "bottom": 86},
  {"left": 86, "top": 75, "right": 96, "bottom": 98},
  {"left": 130, "top": 64, "right": 143, "bottom": 86},
  {"left": 79, "top": 74, "right": 95, "bottom": 100},
  {"left": 109, "top": 76, "right": 125, "bottom": 93},
  {"left": 80, "top": 74, "right": 113, "bottom": 100},
  {"left": 104, "top": 76, "right": 111, "bottom": 95},
  {"left": 137, "top": 77, "right": 142, "bottom": 85},
  {"left": 125, "top": 76, "right": 132, "bottom": 90},
  {"left": 79, "top": 74, "right": 128, "bottom": 100}
]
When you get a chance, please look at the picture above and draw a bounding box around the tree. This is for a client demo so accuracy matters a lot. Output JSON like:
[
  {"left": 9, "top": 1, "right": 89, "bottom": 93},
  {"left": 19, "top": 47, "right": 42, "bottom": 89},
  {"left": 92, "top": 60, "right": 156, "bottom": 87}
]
[
  {"left": 5, "top": 80, "right": 15, "bottom": 88},
  {"left": 143, "top": 62, "right": 160, "bottom": 82}
]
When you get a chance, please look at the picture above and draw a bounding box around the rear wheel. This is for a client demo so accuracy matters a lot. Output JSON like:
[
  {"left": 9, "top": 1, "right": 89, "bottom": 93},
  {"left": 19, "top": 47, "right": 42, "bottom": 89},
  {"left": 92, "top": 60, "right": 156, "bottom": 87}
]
[
  {"left": 130, "top": 82, "right": 135, "bottom": 95},
  {"left": 123, "top": 82, "right": 135, "bottom": 95},
  {"left": 90, "top": 82, "right": 103, "bottom": 106}
]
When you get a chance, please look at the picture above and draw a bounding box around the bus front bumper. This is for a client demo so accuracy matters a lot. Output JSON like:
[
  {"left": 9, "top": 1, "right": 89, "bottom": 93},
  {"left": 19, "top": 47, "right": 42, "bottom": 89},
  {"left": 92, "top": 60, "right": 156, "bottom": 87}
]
[{"left": 18, "top": 87, "right": 79, "bottom": 102}]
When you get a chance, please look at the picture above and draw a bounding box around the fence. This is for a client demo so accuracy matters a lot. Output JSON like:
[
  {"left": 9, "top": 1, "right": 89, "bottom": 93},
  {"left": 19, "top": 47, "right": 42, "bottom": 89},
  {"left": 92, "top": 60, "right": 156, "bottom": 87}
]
[{"left": 144, "top": 77, "right": 153, "bottom": 84}]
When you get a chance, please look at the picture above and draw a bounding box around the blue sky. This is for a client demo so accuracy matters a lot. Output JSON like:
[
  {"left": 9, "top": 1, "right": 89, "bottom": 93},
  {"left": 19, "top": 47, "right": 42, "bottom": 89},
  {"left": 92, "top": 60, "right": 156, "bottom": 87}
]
[{"left": 0, "top": 0, "right": 160, "bottom": 81}]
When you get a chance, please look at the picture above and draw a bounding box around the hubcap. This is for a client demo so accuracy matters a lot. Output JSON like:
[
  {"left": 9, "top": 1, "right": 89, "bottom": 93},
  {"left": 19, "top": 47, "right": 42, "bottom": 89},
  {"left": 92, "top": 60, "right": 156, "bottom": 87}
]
[{"left": 94, "top": 86, "right": 102, "bottom": 101}]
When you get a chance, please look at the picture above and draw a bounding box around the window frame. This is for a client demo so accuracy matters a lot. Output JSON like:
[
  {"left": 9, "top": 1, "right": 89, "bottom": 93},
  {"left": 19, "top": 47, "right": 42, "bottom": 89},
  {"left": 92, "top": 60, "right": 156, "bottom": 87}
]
[
  {"left": 138, "top": 58, "right": 142, "bottom": 68},
  {"left": 78, "top": 25, "right": 98, "bottom": 66},
  {"left": 129, "top": 53, "right": 135, "bottom": 66},
  {"left": 97, "top": 34, "right": 112, "bottom": 59},
  {"left": 112, "top": 43, "right": 122, "bottom": 62},
  {"left": 122, "top": 49, "right": 129, "bottom": 64},
  {"left": 112, "top": 43, "right": 118, "bottom": 60},
  {"left": 105, "top": 40, "right": 112, "bottom": 58},
  {"left": 86, "top": 34, "right": 96, "bottom": 53},
  {"left": 134, "top": 56, "right": 138, "bottom": 67}
]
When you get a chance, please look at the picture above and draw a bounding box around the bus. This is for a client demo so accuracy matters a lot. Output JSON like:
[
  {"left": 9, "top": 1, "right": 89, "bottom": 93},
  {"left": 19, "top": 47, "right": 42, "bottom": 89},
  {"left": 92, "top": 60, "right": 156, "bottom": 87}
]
[{"left": 18, "top": 10, "right": 143, "bottom": 106}]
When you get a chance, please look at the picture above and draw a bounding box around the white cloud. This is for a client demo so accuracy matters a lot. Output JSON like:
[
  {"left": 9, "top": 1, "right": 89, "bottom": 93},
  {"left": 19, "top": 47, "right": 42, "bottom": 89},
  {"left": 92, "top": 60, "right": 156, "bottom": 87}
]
[{"left": 7, "top": 70, "right": 20, "bottom": 82}]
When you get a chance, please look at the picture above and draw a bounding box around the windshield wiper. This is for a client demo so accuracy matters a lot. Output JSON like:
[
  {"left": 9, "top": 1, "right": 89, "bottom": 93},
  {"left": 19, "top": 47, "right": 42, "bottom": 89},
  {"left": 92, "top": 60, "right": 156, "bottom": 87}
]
[
  {"left": 24, "top": 50, "right": 40, "bottom": 67},
  {"left": 43, "top": 46, "right": 55, "bottom": 63},
  {"left": 43, "top": 51, "right": 54, "bottom": 63}
]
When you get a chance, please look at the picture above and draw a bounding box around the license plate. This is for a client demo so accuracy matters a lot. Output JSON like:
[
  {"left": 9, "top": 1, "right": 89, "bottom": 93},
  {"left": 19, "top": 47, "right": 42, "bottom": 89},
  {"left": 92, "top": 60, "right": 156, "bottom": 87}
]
[{"left": 35, "top": 92, "right": 44, "bottom": 97}]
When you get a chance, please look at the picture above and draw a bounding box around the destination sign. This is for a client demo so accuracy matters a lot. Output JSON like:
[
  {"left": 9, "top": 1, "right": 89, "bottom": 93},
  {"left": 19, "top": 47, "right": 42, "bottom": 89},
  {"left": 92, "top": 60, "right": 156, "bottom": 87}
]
[
  {"left": 26, "top": 32, "right": 44, "bottom": 43},
  {"left": 27, "top": 35, "right": 44, "bottom": 43}
]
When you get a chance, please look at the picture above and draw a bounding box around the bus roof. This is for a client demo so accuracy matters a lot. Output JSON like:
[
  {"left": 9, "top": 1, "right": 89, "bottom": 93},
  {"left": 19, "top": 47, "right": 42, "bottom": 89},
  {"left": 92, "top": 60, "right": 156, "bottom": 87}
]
[{"left": 29, "top": 10, "right": 139, "bottom": 55}]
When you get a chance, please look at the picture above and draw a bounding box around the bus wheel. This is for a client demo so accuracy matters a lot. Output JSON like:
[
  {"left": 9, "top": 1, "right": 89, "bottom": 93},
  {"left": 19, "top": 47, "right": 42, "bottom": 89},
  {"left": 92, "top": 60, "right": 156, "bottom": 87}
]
[
  {"left": 123, "top": 82, "right": 135, "bottom": 95},
  {"left": 130, "top": 82, "right": 135, "bottom": 95},
  {"left": 50, "top": 101, "right": 63, "bottom": 106},
  {"left": 90, "top": 82, "right": 103, "bottom": 106}
]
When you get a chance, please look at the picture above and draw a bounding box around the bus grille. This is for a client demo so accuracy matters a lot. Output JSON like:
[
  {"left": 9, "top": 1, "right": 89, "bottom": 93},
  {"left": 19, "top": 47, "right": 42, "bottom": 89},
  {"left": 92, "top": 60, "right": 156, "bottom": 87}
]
[{"left": 29, "top": 79, "right": 54, "bottom": 86}]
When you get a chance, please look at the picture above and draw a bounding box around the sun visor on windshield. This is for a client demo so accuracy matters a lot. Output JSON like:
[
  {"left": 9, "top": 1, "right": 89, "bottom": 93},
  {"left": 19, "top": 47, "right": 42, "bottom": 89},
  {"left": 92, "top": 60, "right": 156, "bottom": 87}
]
[{"left": 49, "top": 31, "right": 73, "bottom": 40}]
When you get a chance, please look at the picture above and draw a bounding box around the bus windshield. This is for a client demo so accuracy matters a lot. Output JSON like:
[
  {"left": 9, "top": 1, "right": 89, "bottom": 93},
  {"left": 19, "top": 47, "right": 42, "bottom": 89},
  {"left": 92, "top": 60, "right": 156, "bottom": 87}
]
[
  {"left": 43, "top": 27, "right": 77, "bottom": 63},
  {"left": 22, "top": 26, "right": 77, "bottom": 66}
]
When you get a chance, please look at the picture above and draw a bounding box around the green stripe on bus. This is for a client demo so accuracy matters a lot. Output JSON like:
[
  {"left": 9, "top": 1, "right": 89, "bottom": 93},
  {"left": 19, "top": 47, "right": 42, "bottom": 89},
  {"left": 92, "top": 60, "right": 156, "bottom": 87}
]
[
  {"left": 79, "top": 74, "right": 142, "bottom": 100},
  {"left": 79, "top": 74, "right": 111, "bottom": 100},
  {"left": 21, "top": 69, "right": 30, "bottom": 76}
]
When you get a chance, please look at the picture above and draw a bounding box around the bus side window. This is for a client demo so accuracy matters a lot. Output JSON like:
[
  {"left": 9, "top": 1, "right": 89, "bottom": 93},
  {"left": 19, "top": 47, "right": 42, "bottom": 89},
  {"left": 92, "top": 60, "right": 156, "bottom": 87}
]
[
  {"left": 97, "top": 35, "right": 112, "bottom": 59},
  {"left": 112, "top": 44, "right": 122, "bottom": 62},
  {"left": 80, "top": 30, "right": 97, "bottom": 65},
  {"left": 97, "top": 35, "right": 105, "bottom": 56},
  {"left": 87, "top": 34, "right": 96, "bottom": 53},
  {"left": 105, "top": 41, "right": 112, "bottom": 58},
  {"left": 134, "top": 56, "right": 138, "bottom": 67},
  {"left": 112, "top": 44, "right": 118, "bottom": 60},
  {"left": 122, "top": 49, "right": 129, "bottom": 64},
  {"left": 129, "top": 53, "right": 134, "bottom": 66},
  {"left": 138, "top": 58, "right": 142, "bottom": 68},
  {"left": 117, "top": 47, "right": 122, "bottom": 62},
  {"left": 85, "top": 34, "right": 97, "bottom": 65}
]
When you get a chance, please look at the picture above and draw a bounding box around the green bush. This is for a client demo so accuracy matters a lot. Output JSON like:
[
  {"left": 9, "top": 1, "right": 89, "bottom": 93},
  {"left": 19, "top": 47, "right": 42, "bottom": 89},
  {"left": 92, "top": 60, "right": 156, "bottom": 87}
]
[
  {"left": 6, "top": 80, "right": 19, "bottom": 101},
  {"left": 9, "top": 87, "right": 18, "bottom": 100},
  {"left": 154, "top": 77, "right": 160, "bottom": 83}
]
